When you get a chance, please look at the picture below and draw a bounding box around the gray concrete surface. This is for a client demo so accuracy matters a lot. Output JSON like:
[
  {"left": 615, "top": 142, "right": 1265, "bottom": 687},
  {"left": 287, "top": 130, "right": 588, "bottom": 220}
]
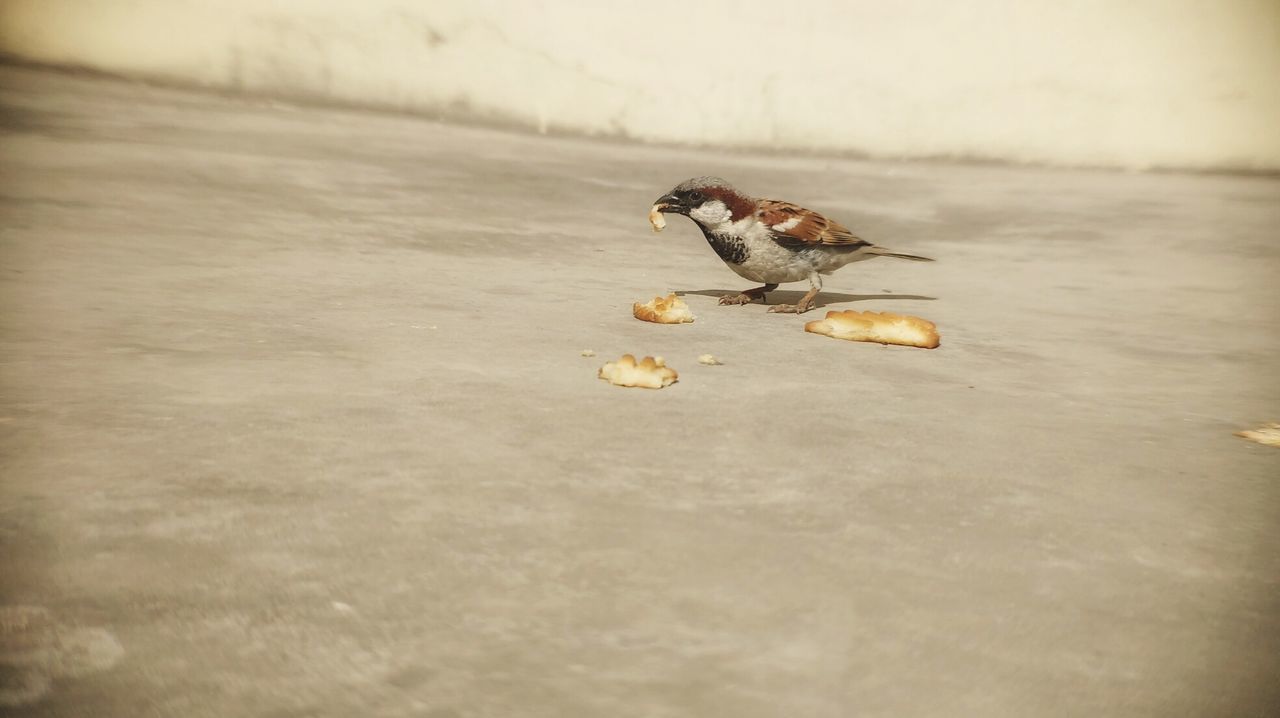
[{"left": 1, "top": 65, "right": 1278, "bottom": 717}]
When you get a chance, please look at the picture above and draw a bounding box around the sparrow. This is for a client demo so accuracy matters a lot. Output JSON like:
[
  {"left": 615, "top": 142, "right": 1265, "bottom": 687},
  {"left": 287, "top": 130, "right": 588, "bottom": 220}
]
[{"left": 653, "top": 177, "right": 933, "bottom": 313}]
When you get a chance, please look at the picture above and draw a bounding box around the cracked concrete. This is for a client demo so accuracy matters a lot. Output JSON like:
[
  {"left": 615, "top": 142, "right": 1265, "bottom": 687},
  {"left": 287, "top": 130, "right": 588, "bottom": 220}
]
[{"left": 1, "top": 65, "right": 1278, "bottom": 717}]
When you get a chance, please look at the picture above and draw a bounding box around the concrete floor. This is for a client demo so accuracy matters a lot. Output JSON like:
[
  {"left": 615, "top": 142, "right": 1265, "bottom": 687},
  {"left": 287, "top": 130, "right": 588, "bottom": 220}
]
[{"left": 1, "top": 65, "right": 1278, "bottom": 717}]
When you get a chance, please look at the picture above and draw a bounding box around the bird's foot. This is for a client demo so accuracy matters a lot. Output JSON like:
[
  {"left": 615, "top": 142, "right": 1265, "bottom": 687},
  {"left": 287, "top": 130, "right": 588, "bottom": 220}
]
[
  {"left": 718, "top": 284, "right": 776, "bottom": 307},
  {"left": 769, "top": 287, "right": 819, "bottom": 314},
  {"left": 767, "top": 298, "right": 817, "bottom": 314}
]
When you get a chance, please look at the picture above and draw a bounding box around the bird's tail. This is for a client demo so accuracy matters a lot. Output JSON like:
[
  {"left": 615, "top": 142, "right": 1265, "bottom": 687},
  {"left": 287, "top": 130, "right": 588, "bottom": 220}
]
[{"left": 868, "top": 246, "right": 935, "bottom": 262}]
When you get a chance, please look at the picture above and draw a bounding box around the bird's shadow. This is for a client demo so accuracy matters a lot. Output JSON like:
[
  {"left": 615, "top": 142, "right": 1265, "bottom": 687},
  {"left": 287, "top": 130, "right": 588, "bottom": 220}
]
[{"left": 675, "top": 289, "right": 937, "bottom": 310}]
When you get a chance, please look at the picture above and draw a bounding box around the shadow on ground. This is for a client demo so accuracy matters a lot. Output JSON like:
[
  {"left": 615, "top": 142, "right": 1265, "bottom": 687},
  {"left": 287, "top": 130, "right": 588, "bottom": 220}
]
[{"left": 676, "top": 289, "right": 938, "bottom": 310}]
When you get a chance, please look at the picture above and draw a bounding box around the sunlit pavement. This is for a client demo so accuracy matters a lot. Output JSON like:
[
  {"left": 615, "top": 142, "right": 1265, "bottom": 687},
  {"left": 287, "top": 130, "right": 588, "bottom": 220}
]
[{"left": 2, "top": 65, "right": 1278, "bottom": 717}]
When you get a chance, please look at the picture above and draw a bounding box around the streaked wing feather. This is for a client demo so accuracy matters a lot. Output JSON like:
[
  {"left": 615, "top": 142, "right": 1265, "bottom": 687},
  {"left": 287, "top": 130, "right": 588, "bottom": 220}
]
[{"left": 757, "top": 199, "right": 868, "bottom": 249}]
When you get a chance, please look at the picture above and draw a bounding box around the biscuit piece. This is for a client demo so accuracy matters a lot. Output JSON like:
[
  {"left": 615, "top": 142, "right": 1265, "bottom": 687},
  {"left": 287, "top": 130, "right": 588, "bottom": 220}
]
[
  {"left": 633, "top": 293, "right": 694, "bottom": 324},
  {"left": 1236, "top": 423, "right": 1280, "bottom": 448},
  {"left": 697, "top": 354, "right": 722, "bottom": 365},
  {"left": 649, "top": 204, "right": 667, "bottom": 232},
  {"left": 598, "top": 354, "right": 678, "bottom": 389},
  {"left": 804, "top": 310, "right": 940, "bottom": 349}
]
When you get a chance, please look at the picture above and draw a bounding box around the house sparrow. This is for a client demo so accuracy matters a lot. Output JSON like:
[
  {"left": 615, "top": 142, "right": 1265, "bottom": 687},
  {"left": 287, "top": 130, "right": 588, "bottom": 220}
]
[{"left": 653, "top": 177, "right": 933, "bottom": 313}]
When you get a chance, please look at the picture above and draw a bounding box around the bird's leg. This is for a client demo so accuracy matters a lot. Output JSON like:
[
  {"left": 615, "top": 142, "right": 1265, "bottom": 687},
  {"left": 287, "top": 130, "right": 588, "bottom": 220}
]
[
  {"left": 719, "top": 283, "right": 778, "bottom": 306},
  {"left": 768, "top": 274, "right": 822, "bottom": 314}
]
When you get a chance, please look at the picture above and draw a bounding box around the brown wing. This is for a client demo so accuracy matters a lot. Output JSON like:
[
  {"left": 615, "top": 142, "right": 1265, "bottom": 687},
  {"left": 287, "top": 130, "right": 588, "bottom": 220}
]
[{"left": 757, "top": 199, "right": 869, "bottom": 250}]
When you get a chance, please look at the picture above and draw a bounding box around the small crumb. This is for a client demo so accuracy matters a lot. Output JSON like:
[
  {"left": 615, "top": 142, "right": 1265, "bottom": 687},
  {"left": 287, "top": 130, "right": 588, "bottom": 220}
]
[
  {"left": 331, "top": 601, "right": 355, "bottom": 614},
  {"left": 697, "top": 354, "right": 722, "bottom": 365},
  {"left": 580, "top": 349, "right": 596, "bottom": 357},
  {"left": 649, "top": 204, "right": 667, "bottom": 232},
  {"left": 1236, "top": 423, "right": 1280, "bottom": 448}
]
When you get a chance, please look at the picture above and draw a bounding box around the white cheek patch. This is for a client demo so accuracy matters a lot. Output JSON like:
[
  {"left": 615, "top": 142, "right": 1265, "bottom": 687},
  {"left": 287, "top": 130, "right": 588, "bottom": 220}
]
[
  {"left": 690, "top": 200, "right": 731, "bottom": 227},
  {"left": 771, "top": 217, "right": 801, "bottom": 232}
]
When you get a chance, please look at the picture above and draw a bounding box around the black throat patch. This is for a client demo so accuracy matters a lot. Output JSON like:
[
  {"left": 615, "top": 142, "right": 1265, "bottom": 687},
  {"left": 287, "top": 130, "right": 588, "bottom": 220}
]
[{"left": 700, "top": 228, "right": 748, "bottom": 265}]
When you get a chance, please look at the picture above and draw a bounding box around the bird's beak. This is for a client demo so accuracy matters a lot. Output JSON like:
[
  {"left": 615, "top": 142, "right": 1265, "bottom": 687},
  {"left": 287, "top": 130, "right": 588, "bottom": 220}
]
[{"left": 654, "top": 193, "right": 688, "bottom": 215}]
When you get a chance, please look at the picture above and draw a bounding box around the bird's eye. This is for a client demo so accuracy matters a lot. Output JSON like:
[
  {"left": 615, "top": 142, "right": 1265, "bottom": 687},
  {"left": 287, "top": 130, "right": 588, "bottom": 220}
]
[{"left": 688, "top": 191, "right": 704, "bottom": 202}]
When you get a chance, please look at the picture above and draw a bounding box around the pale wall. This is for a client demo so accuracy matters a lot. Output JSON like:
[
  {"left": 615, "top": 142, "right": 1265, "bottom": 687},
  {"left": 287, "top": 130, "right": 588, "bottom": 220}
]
[{"left": 2, "top": 0, "right": 1278, "bottom": 170}]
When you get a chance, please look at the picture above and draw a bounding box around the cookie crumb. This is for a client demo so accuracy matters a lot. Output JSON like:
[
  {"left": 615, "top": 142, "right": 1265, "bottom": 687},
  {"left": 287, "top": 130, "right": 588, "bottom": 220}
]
[{"left": 1236, "top": 423, "right": 1280, "bottom": 448}]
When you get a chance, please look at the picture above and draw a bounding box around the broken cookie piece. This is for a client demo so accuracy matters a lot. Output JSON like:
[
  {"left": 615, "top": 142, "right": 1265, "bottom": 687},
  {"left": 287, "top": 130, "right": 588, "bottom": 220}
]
[
  {"left": 804, "top": 309, "right": 940, "bottom": 349},
  {"left": 633, "top": 293, "right": 694, "bottom": 324},
  {"left": 1236, "top": 423, "right": 1280, "bottom": 448},
  {"left": 598, "top": 354, "right": 678, "bottom": 389},
  {"left": 648, "top": 204, "right": 667, "bottom": 232}
]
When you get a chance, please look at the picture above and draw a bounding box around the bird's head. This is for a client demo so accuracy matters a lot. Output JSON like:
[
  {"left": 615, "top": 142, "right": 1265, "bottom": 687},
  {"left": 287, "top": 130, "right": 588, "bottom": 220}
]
[{"left": 653, "top": 177, "right": 755, "bottom": 229}]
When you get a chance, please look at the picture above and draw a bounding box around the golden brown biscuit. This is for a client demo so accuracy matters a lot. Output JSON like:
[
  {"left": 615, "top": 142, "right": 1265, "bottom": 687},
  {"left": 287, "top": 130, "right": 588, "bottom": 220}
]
[
  {"left": 649, "top": 204, "right": 667, "bottom": 232},
  {"left": 633, "top": 293, "right": 694, "bottom": 324},
  {"left": 1236, "top": 423, "right": 1280, "bottom": 447},
  {"left": 598, "top": 354, "right": 678, "bottom": 389},
  {"left": 804, "top": 309, "right": 940, "bottom": 349}
]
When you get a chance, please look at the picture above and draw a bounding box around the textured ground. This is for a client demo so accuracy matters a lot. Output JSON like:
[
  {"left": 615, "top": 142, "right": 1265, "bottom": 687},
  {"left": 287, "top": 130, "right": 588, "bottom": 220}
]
[{"left": 1, "top": 65, "right": 1278, "bottom": 717}]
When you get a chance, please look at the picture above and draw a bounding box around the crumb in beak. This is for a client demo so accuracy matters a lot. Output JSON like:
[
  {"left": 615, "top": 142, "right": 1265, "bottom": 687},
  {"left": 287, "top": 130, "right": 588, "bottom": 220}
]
[{"left": 649, "top": 204, "right": 667, "bottom": 232}]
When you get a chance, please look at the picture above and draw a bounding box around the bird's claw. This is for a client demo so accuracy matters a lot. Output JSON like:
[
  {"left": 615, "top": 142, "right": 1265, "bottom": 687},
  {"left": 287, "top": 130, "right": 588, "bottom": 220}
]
[
  {"left": 767, "top": 300, "right": 815, "bottom": 314},
  {"left": 718, "top": 293, "right": 756, "bottom": 306}
]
